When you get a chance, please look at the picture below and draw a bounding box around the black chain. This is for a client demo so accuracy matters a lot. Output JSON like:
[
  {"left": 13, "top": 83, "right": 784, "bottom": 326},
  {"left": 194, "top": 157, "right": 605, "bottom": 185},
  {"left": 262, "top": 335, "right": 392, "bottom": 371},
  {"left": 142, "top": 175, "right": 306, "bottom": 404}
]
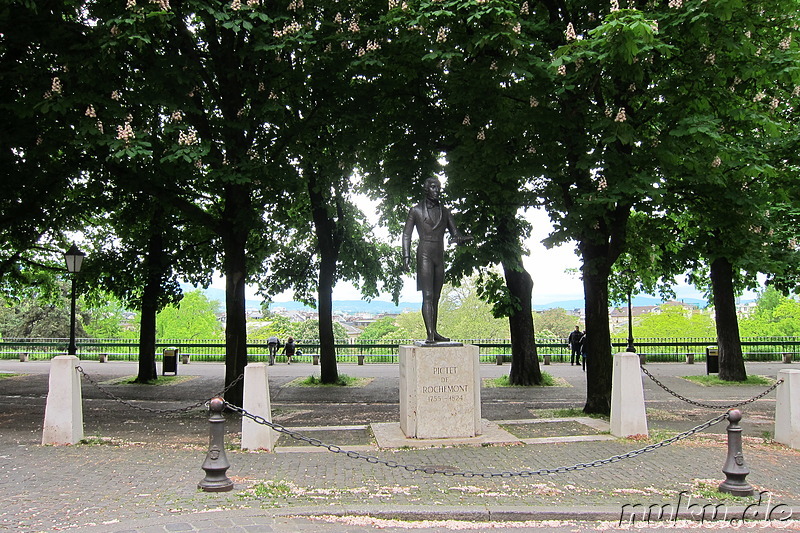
[
  {"left": 641, "top": 366, "right": 784, "bottom": 410},
  {"left": 75, "top": 366, "right": 244, "bottom": 415},
  {"left": 224, "top": 400, "right": 730, "bottom": 477}
]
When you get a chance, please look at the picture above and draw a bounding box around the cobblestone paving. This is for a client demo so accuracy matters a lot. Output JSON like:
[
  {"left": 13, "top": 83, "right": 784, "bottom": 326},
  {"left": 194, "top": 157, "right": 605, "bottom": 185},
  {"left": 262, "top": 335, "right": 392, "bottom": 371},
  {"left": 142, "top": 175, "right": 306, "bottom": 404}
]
[{"left": 1, "top": 360, "right": 798, "bottom": 532}]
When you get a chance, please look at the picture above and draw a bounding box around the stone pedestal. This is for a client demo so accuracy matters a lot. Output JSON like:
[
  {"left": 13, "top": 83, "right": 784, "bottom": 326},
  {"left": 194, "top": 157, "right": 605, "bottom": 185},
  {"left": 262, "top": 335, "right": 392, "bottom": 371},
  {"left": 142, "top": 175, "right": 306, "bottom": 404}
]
[
  {"left": 42, "top": 355, "right": 84, "bottom": 445},
  {"left": 774, "top": 369, "right": 800, "bottom": 450},
  {"left": 241, "top": 363, "right": 276, "bottom": 451},
  {"left": 610, "top": 352, "right": 649, "bottom": 438},
  {"left": 399, "top": 344, "right": 481, "bottom": 439}
]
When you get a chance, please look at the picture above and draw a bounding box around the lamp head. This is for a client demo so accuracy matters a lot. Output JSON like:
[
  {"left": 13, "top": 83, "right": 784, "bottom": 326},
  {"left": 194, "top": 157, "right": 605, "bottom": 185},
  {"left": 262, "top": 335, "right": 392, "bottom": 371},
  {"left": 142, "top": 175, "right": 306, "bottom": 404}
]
[{"left": 64, "top": 244, "right": 86, "bottom": 273}]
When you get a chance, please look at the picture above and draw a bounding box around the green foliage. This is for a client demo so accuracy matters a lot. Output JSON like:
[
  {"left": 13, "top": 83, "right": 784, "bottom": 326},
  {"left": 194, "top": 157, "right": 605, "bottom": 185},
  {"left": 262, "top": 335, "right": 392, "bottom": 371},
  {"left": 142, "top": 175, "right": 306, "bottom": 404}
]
[
  {"left": 82, "top": 297, "right": 126, "bottom": 339},
  {"left": 633, "top": 304, "right": 716, "bottom": 338},
  {"left": 357, "top": 316, "right": 400, "bottom": 340},
  {"left": 534, "top": 308, "right": 581, "bottom": 339},
  {"left": 739, "top": 287, "right": 800, "bottom": 337},
  {"left": 153, "top": 290, "right": 222, "bottom": 340},
  {"left": 248, "top": 315, "right": 292, "bottom": 341},
  {"left": 387, "top": 281, "right": 512, "bottom": 340},
  {"left": 286, "top": 320, "right": 348, "bottom": 342},
  {"left": 0, "top": 283, "right": 88, "bottom": 339},
  {"left": 438, "top": 281, "right": 509, "bottom": 339}
]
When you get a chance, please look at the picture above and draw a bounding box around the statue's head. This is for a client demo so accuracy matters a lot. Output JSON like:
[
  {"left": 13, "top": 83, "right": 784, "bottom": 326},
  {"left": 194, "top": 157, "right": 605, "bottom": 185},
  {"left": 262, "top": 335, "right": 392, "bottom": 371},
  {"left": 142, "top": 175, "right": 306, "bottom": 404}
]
[{"left": 423, "top": 177, "right": 441, "bottom": 200}]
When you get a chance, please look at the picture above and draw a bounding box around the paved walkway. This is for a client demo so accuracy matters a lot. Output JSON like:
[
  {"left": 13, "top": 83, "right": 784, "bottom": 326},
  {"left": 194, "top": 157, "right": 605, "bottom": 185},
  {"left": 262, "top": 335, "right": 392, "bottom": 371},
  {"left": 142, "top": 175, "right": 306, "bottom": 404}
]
[{"left": 0, "top": 359, "right": 798, "bottom": 532}]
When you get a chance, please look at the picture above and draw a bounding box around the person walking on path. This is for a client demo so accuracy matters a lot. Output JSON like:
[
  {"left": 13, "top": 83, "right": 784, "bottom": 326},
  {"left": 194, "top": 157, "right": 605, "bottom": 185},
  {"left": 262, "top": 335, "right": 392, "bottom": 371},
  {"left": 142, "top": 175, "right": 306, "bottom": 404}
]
[
  {"left": 267, "top": 336, "right": 281, "bottom": 366},
  {"left": 281, "top": 336, "right": 296, "bottom": 364},
  {"left": 568, "top": 326, "right": 583, "bottom": 366},
  {"left": 580, "top": 331, "right": 588, "bottom": 371}
]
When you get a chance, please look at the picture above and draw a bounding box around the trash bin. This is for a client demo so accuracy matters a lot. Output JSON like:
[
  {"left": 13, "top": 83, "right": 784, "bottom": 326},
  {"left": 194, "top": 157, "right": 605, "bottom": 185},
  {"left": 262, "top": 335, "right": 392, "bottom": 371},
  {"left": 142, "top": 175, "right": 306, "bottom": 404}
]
[
  {"left": 163, "top": 348, "right": 178, "bottom": 376},
  {"left": 706, "top": 346, "right": 719, "bottom": 374}
]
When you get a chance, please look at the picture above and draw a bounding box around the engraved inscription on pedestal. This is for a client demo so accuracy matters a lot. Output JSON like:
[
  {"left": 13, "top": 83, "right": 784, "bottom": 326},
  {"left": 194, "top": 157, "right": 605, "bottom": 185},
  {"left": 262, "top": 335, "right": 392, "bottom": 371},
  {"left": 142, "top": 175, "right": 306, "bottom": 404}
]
[{"left": 399, "top": 344, "right": 481, "bottom": 439}]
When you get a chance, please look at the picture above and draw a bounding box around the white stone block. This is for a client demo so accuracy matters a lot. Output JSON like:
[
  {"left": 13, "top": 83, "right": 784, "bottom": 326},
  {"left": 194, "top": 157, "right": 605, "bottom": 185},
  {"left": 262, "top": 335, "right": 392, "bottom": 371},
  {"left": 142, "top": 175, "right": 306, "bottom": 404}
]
[
  {"left": 610, "top": 352, "right": 649, "bottom": 438},
  {"left": 241, "top": 363, "right": 276, "bottom": 451},
  {"left": 399, "top": 344, "right": 481, "bottom": 439},
  {"left": 42, "top": 356, "right": 84, "bottom": 445},
  {"left": 774, "top": 369, "right": 800, "bottom": 450}
]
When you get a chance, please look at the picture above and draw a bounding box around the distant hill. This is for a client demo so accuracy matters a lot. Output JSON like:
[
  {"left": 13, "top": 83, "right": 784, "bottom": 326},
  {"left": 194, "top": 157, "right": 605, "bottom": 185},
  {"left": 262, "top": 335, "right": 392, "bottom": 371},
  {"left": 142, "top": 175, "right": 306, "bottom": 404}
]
[
  {"left": 536, "top": 295, "right": 709, "bottom": 311},
  {"left": 184, "top": 284, "right": 712, "bottom": 314},
  {"left": 267, "top": 300, "right": 420, "bottom": 314},
  {"left": 181, "top": 284, "right": 419, "bottom": 314}
]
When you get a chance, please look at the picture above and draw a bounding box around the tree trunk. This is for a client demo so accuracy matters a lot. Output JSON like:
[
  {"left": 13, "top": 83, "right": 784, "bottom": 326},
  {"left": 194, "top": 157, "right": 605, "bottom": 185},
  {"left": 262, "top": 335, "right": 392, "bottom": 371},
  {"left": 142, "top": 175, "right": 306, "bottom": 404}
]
[
  {"left": 710, "top": 256, "right": 747, "bottom": 381},
  {"left": 503, "top": 260, "right": 542, "bottom": 386},
  {"left": 308, "top": 173, "right": 340, "bottom": 384},
  {"left": 137, "top": 279, "right": 159, "bottom": 383},
  {"left": 317, "top": 252, "right": 339, "bottom": 384},
  {"left": 222, "top": 186, "right": 251, "bottom": 406},
  {"left": 582, "top": 245, "right": 614, "bottom": 415},
  {"left": 136, "top": 212, "right": 166, "bottom": 383}
]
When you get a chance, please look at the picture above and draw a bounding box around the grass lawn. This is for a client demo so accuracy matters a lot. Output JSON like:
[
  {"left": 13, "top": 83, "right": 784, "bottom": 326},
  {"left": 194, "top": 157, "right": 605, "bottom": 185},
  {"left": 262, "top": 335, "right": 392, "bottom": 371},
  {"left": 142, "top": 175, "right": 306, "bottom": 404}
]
[
  {"left": 483, "top": 372, "right": 567, "bottom": 387},
  {"left": 682, "top": 374, "right": 774, "bottom": 386},
  {"left": 286, "top": 374, "right": 373, "bottom": 387}
]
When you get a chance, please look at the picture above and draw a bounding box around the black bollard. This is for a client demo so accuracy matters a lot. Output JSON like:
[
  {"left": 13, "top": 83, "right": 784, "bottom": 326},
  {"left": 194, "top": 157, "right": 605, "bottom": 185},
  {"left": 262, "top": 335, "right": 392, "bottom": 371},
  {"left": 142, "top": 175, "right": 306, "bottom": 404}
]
[
  {"left": 198, "top": 397, "right": 234, "bottom": 492},
  {"left": 718, "top": 409, "right": 754, "bottom": 496}
]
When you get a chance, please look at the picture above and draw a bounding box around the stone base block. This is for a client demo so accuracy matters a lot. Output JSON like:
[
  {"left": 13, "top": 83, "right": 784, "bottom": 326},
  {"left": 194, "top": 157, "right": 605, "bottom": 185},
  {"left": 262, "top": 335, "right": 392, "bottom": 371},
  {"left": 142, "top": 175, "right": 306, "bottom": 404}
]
[
  {"left": 775, "top": 369, "right": 800, "bottom": 449},
  {"left": 42, "top": 355, "right": 84, "bottom": 445},
  {"left": 241, "top": 363, "right": 277, "bottom": 451},
  {"left": 399, "top": 344, "right": 481, "bottom": 439},
  {"left": 610, "top": 352, "right": 648, "bottom": 438}
]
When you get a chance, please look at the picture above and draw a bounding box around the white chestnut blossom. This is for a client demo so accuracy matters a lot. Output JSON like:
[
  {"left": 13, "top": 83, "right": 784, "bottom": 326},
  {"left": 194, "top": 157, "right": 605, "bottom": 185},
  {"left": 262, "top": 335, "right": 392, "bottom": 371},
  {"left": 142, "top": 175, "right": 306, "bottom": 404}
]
[
  {"left": 117, "top": 122, "right": 135, "bottom": 143},
  {"left": 178, "top": 128, "right": 197, "bottom": 145},
  {"left": 565, "top": 22, "right": 577, "bottom": 41}
]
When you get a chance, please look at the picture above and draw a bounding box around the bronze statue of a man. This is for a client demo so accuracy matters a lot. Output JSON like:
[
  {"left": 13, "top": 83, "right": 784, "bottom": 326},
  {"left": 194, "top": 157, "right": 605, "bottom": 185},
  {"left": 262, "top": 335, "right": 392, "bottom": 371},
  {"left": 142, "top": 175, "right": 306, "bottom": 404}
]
[{"left": 402, "top": 177, "right": 471, "bottom": 344}]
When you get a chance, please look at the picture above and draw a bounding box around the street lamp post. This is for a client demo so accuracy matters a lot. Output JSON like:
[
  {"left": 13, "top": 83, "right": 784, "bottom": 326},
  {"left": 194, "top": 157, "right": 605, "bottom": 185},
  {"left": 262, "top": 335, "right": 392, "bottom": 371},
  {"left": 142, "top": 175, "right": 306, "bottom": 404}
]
[
  {"left": 626, "top": 289, "right": 636, "bottom": 353},
  {"left": 622, "top": 269, "right": 636, "bottom": 353},
  {"left": 64, "top": 244, "right": 85, "bottom": 356}
]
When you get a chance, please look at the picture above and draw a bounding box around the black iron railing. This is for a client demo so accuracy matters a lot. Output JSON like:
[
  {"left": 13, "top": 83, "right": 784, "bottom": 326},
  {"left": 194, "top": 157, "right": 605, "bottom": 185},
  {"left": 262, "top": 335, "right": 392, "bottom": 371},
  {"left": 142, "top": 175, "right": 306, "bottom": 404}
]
[{"left": 1, "top": 336, "right": 798, "bottom": 363}]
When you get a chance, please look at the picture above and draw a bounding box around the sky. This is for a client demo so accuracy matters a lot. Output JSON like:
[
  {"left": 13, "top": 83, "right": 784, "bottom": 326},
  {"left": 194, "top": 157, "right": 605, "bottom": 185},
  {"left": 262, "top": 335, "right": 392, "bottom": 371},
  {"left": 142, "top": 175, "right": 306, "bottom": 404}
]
[{"left": 207, "top": 203, "right": 758, "bottom": 306}]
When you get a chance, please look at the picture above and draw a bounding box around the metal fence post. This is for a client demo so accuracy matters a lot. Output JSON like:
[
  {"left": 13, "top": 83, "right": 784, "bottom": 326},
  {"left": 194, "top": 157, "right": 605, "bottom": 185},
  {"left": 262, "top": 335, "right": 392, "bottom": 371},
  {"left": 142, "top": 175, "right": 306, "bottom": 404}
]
[
  {"left": 719, "top": 409, "right": 754, "bottom": 496},
  {"left": 198, "top": 397, "right": 234, "bottom": 492}
]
